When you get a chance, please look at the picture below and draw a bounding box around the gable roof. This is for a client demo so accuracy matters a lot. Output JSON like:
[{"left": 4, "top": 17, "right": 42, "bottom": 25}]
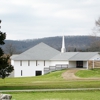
[
  {"left": 12, "top": 42, "right": 60, "bottom": 60},
  {"left": 11, "top": 42, "right": 99, "bottom": 61},
  {"left": 10, "top": 55, "right": 19, "bottom": 59},
  {"left": 50, "top": 52, "right": 78, "bottom": 60},
  {"left": 69, "top": 52, "right": 99, "bottom": 61}
]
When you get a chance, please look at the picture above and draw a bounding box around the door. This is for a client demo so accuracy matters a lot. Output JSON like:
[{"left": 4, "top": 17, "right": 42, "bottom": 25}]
[
  {"left": 36, "top": 71, "right": 42, "bottom": 76},
  {"left": 76, "top": 61, "right": 83, "bottom": 68}
]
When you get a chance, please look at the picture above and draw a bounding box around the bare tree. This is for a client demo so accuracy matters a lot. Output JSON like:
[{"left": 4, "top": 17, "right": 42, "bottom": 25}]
[
  {"left": 89, "top": 17, "right": 100, "bottom": 51},
  {"left": 92, "top": 17, "right": 100, "bottom": 35},
  {"left": 96, "top": 17, "right": 100, "bottom": 30},
  {"left": 4, "top": 43, "right": 16, "bottom": 56}
]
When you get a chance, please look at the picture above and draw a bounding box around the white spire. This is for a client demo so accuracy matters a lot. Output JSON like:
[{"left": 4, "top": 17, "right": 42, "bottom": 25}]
[{"left": 61, "top": 35, "right": 66, "bottom": 53}]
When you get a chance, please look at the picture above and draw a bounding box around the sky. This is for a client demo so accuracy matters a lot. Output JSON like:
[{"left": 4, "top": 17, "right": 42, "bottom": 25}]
[{"left": 0, "top": 0, "right": 100, "bottom": 40}]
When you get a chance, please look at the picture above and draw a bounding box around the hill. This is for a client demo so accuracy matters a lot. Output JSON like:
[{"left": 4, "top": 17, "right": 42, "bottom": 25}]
[{"left": 2, "top": 36, "right": 100, "bottom": 54}]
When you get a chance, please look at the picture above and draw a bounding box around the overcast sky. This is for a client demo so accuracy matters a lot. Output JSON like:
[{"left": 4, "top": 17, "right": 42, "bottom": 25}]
[{"left": 0, "top": 0, "right": 100, "bottom": 40}]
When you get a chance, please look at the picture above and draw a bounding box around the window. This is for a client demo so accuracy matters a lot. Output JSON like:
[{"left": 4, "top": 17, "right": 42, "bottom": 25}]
[
  {"left": 36, "top": 60, "right": 37, "bottom": 66},
  {"left": 20, "top": 60, "right": 22, "bottom": 66},
  {"left": 44, "top": 61, "right": 45, "bottom": 66},
  {"left": 28, "top": 60, "right": 30, "bottom": 66},
  {"left": 21, "top": 70, "right": 23, "bottom": 76}
]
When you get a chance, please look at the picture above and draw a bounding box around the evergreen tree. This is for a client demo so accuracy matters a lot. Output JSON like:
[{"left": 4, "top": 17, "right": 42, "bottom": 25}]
[{"left": 0, "top": 20, "right": 14, "bottom": 79}]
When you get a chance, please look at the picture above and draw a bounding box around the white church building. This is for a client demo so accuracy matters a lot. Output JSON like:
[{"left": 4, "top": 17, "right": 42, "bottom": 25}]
[{"left": 11, "top": 36, "right": 100, "bottom": 77}]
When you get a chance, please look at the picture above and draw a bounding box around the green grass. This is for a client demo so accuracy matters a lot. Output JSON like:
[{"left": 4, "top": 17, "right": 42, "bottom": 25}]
[
  {"left": 5, "top": 91, "right": 100, "bottom": 100},
  {"left": 1, "top": 69, "right": 100, "bottom": 100},
  {"left": 1, "top": 69, "right": 100, "bottom": 90},
  {"left": 75, "top": 68, "right": 100, "bottom": 78}
]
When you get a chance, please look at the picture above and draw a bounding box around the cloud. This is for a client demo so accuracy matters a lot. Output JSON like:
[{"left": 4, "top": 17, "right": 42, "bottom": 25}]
[
  {"left": 54, "top": 9, "right": 87, "bottom": 20},
  {"left": 0, "top": 0, "right": 100, "bottom": 40}
]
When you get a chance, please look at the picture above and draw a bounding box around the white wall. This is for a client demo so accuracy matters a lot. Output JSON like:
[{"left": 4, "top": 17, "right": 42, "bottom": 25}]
[
  {"left": 11, "top": 60, "right": 14, "bottom": 66},
  {"left": 12, "top": 60, "right": 69, "bottom": 77},
  {"left": 83, "top": 61, "right": 88, "bottom": 68},
  {"left": 12, "top": 59, "right": 90, "bottom": 77},
  {"left": 22, "top": 61, "right": 28, "bottom": 67},
  {"left": 69, "top": 61, "right": 76, "bottom": 68},
  {"left": 14, "top": 61, "right": 20, "bottom": 67},
  {"left": 50, "top": 61, "right": 68, "bottom": 66},
  {"left": 37, "top": 61, "right": 44, "bottom": 66},
  {"left": 13, "top": 60, "right": 50, "bottom": 77},
  {"left": 30, "top": 61, "right": 36, "bottom": 66},
  {"left": 45, "top": 61, "right": 50, "bottom": 67}
]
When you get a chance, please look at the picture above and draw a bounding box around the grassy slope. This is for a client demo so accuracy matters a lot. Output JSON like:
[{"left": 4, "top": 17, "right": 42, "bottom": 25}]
[
  {"left": 75, "top": 68, "right": 100, "bottom": 78},
  {"left": 6, "top": 91, "right": 100, "bottom": 100},
  {"left": 1, "top": 69, "right": 100, "bottom": 90}
]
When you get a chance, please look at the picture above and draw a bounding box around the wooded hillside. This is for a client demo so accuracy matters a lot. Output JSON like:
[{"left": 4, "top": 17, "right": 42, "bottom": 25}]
[{"left": 2, "top": 36, "right": 100, "bottom": 54}]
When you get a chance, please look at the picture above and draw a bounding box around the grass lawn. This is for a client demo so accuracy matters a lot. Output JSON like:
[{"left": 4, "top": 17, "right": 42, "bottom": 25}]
[
  {"left": 0, "top": 69, "right": 100, "bottom": 90},
  {"left": 75, "top": 68, "right": 100, "bottom": 78},
  {"left": 5, "top": 91, "right": 100, "bottom": 100}
]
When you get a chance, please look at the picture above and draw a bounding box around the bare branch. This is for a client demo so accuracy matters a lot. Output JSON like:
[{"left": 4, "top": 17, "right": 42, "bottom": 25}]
[{"left": 4, "top": 43, "right": 16, "bottom": 56}]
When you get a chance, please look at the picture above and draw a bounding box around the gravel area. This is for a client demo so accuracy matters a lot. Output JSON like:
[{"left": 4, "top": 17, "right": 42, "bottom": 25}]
[
  {"left": 62, "top": 68, "right": 100, "bottom": 80},
  {"left": 62, "top": 68, "right": 80, "bottom": 80}
]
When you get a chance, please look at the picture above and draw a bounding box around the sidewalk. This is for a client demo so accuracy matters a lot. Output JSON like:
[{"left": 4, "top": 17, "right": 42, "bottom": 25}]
[{"left": 0, "top": 88, "right": 100, "bottom": 92}]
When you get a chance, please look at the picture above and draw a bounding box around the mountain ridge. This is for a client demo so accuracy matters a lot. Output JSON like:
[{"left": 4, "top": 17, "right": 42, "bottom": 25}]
[{"left": 2, "top": 35, "right": 100, "bottom": 53}]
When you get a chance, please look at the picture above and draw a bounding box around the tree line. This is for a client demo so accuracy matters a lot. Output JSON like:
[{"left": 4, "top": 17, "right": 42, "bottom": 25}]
[{"left": 2, "top": 35, "right": 100, "bottom": 55}]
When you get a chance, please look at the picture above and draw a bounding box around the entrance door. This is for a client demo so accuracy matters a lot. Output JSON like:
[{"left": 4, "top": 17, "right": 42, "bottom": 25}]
[
  {"left": 36, "top": 71, "right": 42, "bottom": 76},
  {"left": 76, "top": 61, "right": 83, "bottom": 68}
]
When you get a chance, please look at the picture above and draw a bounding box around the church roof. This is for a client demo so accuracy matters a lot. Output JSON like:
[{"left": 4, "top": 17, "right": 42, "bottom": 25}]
[
  {"left": 10, "top": 55, "right": 19, "bottom": 59},
  {"left": 12, "top": 42, "right": 60, "bottom": 60},
  {"left": 11, "top": 42, "right": 99, "bottom": 61},
  {"left": 69, "top": 52, "right": 98, "bottom": 61},
  {"left": 50, "top": 52, "right": 78, "bottom": 60}
]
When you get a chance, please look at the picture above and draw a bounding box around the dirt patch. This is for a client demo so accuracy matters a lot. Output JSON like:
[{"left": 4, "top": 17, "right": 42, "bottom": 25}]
[
  {"left": 62, "top": 68, "right": 100, "bottom": 80},
  {"left": 62, "top": 68, "right": 80, "bottom": 80}
]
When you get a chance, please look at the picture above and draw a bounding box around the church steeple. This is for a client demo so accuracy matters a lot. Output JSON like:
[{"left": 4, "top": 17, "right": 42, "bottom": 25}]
[{"left": 61, "top": 35, "right": 66, "bottom": 53}]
